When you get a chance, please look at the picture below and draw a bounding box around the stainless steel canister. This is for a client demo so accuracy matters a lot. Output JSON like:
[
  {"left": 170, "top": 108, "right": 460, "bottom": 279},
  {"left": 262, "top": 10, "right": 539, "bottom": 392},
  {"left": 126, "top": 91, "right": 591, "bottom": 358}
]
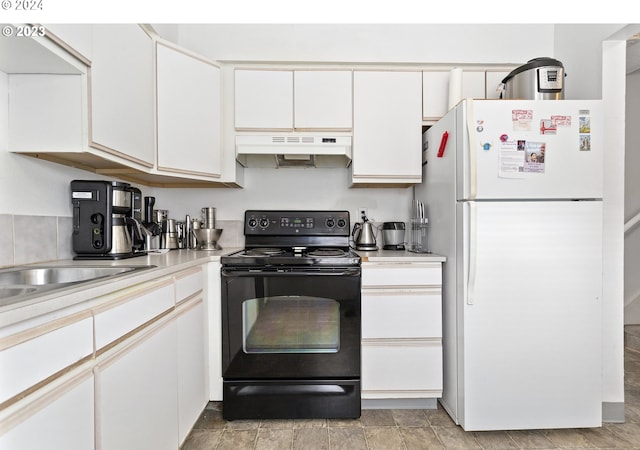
[
  {"left": 202, "top": 207, "right": 216, "bottom": 229},
  {"left": 161, "top": 218, "right": 179, "bottom": 249}
]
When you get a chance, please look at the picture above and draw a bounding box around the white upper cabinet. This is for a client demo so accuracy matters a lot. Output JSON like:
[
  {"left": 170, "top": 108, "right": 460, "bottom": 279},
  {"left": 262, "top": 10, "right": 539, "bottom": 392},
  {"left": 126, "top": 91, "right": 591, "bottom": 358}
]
[
  {"left": 235, "top": 69, "right": 294, "bottom": 130},
  {"left": 234, "top": 69, "right": 353, "bottom": 131},
  {"left": 422, "top": 71, "right": 450, "bottom": 120},
  {"left": 293, "top": 70, "right": 352, "bottom": 130},
  {"left": 156, "top": 42, "right": 222, "bottom": 177},
  {"left": 422, "top": 70, "right": 485, "bottom": 119},
  {"left": 90, "top": 24, "right": 155, "bottom": 167},
  {"left": 462, "top": 71, "right": 486, "bottom": 99},
  {"left": 352, "top": 70, "right": 422, "bottom": 186},
  {"left": 423, "top": 69, "right": 515, "bottom": 119}
]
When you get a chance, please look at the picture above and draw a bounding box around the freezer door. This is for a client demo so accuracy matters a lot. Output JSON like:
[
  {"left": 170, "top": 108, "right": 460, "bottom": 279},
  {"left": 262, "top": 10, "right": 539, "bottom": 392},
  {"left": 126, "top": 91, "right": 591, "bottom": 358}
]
[
  {"left": 457, "top": 100, "right": 603, "bottom": 200},
  {"left": 458, "top": 200, "right": 602, "bottom": 430}
]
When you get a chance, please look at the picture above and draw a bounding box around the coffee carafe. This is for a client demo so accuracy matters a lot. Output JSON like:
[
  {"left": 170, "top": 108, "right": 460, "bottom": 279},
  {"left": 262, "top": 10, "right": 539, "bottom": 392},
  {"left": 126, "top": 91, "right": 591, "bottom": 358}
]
[
  {"left": 352, "top": 213, "right": 378, "bottom": 251},
  {"left": 71, "top": 180, "right": 144, "bottom": 259}
]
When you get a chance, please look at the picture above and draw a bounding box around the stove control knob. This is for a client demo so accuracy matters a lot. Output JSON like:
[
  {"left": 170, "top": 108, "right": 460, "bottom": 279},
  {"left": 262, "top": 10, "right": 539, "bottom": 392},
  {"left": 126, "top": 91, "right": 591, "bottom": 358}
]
[
  {"left": 336, "top": 218, "right": 347, "bottom": 228},
  {"left": 259, "top": 218, "right": 270, "bottom": 228},
  {"left": 247, "top": 217, "right": 258, "bottom": 229},
  {"left": 325, "top": 218, "right": 335, "bottom": 228}
]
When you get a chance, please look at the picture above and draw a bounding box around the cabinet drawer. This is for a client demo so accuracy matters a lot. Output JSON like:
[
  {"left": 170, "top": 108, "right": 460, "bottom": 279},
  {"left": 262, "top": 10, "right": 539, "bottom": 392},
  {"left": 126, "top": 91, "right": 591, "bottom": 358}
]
[
  {"left": 0, "top": 315, "right": 93, "bottom": 405},
  {"left": 94, "top": 281, "right": 174, "bottom": 351},
  {"left": 362, "top": 289, "right": 441, "bottom": 339},
  {"left": 361, "top": 340, "right": 442, "bottom": 394},
  {"left": 174, "top": 268, "right": 203, "bottom": 303},
  {"left": 362, "top": 263, "right": 441, "bottom": 287}
]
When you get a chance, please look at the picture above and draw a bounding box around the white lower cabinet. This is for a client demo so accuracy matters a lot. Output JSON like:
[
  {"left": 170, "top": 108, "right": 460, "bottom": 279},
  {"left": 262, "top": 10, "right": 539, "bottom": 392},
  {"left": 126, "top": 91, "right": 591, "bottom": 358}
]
[
  {"left": 96, "top": 316, "right": 179, "bottom": 450},
  {"left": 362, "top": 340, "right": 442, "bottom": 395},
  {"left": 177, "top": 298, "right": 207, "bottom": 445},
  {"left": 361, "top": 261, "right": 443, "bottom": 401},
  {"left": 0, "top": 265, "right": 210, "bottom": 450},
  {"left": 0, "top": 370, "right": 94, "bottom": 450}
]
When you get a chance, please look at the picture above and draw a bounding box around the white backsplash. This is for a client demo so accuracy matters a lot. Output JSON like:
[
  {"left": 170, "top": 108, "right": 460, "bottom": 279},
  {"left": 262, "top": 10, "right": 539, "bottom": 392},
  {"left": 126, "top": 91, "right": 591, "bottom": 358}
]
[
  {"left": 0, "top": 215, "right": 245, "bottom": 268},
  {"left": 0, "top": 215, "right": 74, "bottom": 267}
]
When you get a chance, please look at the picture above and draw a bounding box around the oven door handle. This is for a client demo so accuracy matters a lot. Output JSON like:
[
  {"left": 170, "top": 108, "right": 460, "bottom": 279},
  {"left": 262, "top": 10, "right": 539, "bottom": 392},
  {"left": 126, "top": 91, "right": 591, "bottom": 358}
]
[{"left": 221, "top": 268, "right": 361, "bottom": 277}]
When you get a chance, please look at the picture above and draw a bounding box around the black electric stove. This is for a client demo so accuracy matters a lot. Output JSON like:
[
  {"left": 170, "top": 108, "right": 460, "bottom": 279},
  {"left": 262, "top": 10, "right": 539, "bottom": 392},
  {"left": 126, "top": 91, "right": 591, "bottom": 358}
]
[{"left": 220, "top": 210, "right": 362, "bottom": 420}]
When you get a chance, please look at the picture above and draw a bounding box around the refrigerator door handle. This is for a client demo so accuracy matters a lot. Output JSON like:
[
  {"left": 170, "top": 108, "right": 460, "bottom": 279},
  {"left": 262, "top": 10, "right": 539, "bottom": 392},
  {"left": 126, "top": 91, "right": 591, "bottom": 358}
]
[
  {"left": 467, "top": 202, "right": 477, "bottom": 305},
  {"left": 466, "top": 99, "right": 478, "bottom": 200}
]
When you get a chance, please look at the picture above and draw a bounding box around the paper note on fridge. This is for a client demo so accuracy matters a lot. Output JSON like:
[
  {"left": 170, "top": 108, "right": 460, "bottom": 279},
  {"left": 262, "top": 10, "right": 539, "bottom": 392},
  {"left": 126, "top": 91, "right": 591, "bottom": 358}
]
[{"left": 499, "top": 140, "right": 546, "bottom": 177}]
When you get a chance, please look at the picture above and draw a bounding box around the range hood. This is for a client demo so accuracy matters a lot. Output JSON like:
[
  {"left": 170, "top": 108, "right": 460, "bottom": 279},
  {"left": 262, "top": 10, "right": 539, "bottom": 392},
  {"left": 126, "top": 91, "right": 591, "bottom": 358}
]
[{"left": 235, "top": 135, "right": 352, "bottom": 168}]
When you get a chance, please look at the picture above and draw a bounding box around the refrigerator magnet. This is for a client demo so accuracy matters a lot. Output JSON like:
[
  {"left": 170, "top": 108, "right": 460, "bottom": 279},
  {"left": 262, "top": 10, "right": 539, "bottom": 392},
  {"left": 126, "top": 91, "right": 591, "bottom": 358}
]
[{"left": 540, "top": 119, "right": 557, "bottom": 135}]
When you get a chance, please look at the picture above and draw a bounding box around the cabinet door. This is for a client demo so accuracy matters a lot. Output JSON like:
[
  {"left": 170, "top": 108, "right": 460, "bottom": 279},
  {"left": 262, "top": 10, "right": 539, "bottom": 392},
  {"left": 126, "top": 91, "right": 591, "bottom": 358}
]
[
  {"left": 177, "top": 299, "right": 207, "bottom": 445},
  {"left": 462, "top": 71, "right": 486, "bottom": 99},
  {"left": 0, "top": 315, "right": 93, "bottom": 404},
  {"left": 96, "top": 318, "right": 178, "bottom": 450},
  {"left": 234, "top": 69, "right": 293, "bottom": 130},
  {"left": 352, "top": 71, "right": 422, "bottom": 184},
  {"left": 8, "top": 74, "right": 84, "bottom": 153},
  {"left": 157, "top": 43, "right": 222, "bottom": 177},
  {"left": 90, "top": 24, "right": 154, "bottom": 166},
  {"left": 294, "top": 70, "right": 352, "bottom": 130},
  {"left": 0, "top": 372, "right": 94, "bottom": 450},
  {"left": 422, "top": 71, "right": 449, "bottom": 120}
]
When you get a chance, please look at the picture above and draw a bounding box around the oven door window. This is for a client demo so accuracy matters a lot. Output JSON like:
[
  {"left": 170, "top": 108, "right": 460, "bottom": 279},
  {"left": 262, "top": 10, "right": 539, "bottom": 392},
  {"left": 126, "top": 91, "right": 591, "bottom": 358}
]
[{"left": 243, "top": 296, "right": 339, "bottom": 354}]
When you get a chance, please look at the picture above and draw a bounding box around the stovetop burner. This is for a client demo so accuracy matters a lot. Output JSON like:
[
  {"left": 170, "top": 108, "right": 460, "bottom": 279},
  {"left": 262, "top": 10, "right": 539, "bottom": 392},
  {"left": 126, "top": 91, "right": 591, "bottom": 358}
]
[
  {"left": 307, "top": 248, "right": 348, "bottom": 257},
  {"left": 242, "top": 248, "right": 286, "bottom": 257}
]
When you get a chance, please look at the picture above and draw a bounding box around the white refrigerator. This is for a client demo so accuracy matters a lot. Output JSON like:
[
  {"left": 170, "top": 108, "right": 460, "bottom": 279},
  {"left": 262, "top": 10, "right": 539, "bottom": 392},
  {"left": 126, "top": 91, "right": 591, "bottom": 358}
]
[{"left": 416, "top": 99, "right": 603, "bottom": 431}]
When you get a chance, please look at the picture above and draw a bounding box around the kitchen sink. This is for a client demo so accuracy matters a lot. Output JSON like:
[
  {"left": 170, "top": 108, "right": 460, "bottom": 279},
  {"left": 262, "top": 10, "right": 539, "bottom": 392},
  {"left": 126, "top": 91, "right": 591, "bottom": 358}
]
[
  {"left": 0, "top": 265, "right": 156, "bottom": 306},
  {"left": 0, "top": 266, "right": 144, "bottom": 286}
]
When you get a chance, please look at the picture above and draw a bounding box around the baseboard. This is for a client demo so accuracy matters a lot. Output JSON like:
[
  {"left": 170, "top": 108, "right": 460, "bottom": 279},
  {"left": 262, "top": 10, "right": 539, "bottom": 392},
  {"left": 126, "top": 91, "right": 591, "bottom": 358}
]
[
  {"left": 603, "top": 402, "right": 625, "bottom": 423},
  {"left": 362, "top": 398, "right": 438, "bottom": 410}
]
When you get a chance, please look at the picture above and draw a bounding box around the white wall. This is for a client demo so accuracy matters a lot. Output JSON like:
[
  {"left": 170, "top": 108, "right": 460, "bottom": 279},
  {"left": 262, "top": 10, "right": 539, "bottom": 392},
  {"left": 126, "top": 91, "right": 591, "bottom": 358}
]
[
  {"left": 155, "top": 168, "right": 412, "bottom": 225},
  {"left": 600, "top": 24, "right": 640, "bottom": 420},
  {"left": 554, "top": 24, "right": 626, "bottom": 99},
  {"left": 625, "top": 68, "right": 640, "bottom": 324},
  {"left": 176, "top": 24, "right": 554, "bottom": 64}
]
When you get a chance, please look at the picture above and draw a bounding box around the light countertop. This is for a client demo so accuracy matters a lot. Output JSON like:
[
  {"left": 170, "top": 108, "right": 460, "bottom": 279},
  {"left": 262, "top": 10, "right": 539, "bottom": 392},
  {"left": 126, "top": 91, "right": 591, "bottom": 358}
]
[
  {"left": 356, "top": 249, "right": 446, "bottom": 263},
  {"left": 1, "top": 247, "right": 446, "bottom": 329},
  {"left": 0, "top": 248, "right": 241, "bottom": 329}
]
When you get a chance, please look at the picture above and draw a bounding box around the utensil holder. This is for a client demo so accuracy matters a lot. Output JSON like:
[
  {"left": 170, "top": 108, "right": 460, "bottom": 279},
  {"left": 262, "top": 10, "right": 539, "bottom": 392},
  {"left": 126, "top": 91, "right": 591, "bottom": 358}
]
[{"left": 410, "top": 218, "right": 429, "bottom": 253}]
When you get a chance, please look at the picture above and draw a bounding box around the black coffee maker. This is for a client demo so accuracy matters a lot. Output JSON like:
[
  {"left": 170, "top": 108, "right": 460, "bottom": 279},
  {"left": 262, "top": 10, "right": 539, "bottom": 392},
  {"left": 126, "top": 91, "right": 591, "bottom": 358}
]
[{"left": 71, "top": 180, "right": 146, "bottom": 259}]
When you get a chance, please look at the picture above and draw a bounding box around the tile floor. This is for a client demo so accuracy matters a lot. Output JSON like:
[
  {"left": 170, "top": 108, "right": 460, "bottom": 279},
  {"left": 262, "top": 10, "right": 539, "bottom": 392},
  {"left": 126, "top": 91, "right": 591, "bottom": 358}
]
[{"left": 181, "top": 327, "right": 640, "bottom": 449}]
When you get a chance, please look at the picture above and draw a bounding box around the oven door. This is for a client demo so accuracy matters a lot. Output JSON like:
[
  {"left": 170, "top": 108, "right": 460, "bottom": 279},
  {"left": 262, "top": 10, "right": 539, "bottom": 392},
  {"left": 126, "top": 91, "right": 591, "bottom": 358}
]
[{"left": 221, "top": 266, "right": 361, "bottom": 380}]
